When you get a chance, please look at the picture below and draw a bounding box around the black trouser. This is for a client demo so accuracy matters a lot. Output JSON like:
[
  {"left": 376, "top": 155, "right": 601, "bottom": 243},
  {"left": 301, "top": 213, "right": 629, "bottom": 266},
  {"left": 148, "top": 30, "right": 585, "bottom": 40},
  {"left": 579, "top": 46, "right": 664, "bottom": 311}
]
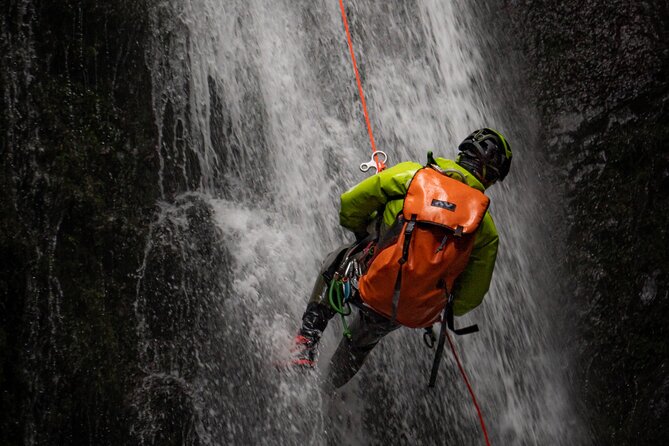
[
  {"left": 299, "top": 245, "right": 400, "bottom": 388},
  {"left": 325, "top": 307, "right": 399, "bottom": 388}
]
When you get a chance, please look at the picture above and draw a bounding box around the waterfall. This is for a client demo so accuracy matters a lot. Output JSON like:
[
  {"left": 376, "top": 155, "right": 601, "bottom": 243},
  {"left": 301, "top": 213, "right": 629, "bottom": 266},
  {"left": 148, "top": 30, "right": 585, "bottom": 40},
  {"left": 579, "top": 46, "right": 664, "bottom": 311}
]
[{"left": 135, "top": 0, "right": 585, "bottom": 444}]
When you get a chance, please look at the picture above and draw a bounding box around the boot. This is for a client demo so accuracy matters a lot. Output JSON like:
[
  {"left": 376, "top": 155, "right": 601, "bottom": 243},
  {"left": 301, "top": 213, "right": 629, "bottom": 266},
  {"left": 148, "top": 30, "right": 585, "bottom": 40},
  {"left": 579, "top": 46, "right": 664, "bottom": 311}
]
[
  {"left": 290, "top": 333, "right": 319, "bottom": 368},
  {"left": 290, "top": 302, "right": 336, "bottom": 368}
]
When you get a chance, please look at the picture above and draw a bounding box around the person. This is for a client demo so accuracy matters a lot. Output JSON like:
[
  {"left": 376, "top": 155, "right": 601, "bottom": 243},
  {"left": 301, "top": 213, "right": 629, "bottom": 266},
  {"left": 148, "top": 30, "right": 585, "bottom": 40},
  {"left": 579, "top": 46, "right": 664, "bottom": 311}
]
[{"left": 290, "top": 128, "right": 512, "bottom": 388}]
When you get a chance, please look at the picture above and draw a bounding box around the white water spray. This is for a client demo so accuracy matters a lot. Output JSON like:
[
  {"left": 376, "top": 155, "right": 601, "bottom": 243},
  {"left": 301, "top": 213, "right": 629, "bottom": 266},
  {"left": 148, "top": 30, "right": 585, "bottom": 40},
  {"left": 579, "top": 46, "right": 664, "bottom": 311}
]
[{"left": 139, "top": 1, "right": 585, "bottom": 444}]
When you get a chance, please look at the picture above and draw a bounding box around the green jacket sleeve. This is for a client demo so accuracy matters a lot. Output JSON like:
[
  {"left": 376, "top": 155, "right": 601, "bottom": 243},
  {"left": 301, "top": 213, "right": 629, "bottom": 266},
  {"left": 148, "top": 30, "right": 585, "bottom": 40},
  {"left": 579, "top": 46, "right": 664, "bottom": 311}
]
[
  {"left": 452, "top": 212, "right": 499, "bottom": 316},
  {"left": 339, "top": 161, "right": 421, "bottom": 233}
]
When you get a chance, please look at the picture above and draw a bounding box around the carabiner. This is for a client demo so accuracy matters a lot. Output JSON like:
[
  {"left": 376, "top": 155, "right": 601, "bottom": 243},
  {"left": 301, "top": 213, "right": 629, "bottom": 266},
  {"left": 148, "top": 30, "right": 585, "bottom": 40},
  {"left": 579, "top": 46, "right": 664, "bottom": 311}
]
[{"left": 344, "top": 259, "right": 356, "bottom": 278}]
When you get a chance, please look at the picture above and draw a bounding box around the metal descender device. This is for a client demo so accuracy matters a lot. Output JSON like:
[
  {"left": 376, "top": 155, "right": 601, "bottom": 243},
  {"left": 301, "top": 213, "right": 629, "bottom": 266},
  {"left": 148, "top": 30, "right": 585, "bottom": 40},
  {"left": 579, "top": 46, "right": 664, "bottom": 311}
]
[{"left": 359, "top": 150, "right": 388, "bottom": 173}]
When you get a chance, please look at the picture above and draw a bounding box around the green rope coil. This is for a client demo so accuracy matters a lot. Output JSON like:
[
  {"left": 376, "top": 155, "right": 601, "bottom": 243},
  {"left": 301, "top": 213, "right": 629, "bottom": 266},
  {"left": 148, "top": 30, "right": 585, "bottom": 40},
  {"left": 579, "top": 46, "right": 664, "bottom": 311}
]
[{"left": 328, "top": 279, "right": 352, "bottom": 339}]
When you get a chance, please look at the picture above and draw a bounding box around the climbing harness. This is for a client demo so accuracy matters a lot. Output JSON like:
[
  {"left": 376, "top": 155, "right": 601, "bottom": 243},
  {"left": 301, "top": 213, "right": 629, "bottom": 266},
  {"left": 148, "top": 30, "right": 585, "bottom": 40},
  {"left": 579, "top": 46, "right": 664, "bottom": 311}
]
[{"left": 338, "top": 0, "right": 387, "bottom": 173}]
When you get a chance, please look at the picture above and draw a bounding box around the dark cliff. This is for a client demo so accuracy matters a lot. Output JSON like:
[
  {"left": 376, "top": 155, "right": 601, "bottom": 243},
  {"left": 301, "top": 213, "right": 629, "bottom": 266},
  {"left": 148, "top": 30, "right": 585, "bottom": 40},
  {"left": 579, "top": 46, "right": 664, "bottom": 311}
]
[
  {"left": 1, "top": 0, "right": 228, "bottom": 443},
  {"left": 1, "top": 1, "right": 158, "bottom": 443},
  {"left": 508, "top": 1, "right": 669, "bottom": 444}
]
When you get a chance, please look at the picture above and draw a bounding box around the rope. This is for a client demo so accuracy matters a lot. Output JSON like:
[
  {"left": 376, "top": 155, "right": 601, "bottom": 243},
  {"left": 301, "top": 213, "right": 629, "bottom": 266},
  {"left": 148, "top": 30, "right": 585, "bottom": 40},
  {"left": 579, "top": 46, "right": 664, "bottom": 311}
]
[
  {"left": 446, "top": 331, "right": 492, "bottom": 446},
  {"left": 328, "top": 279, "right": 352, "bottom": 339},
  {"left": 338, "top": 0, "right": 386, "bottom": 172}
]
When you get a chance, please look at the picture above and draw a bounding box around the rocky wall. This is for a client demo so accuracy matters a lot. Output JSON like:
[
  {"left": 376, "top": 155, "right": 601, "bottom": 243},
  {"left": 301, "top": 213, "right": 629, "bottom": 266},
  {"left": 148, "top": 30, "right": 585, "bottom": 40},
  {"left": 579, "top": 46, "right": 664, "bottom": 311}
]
[
  {"left": 508, "top": 1, "right": 669, "bottom": 444},
  {"left": 1, "top": 1, "right": 159, "bottom": 443}
]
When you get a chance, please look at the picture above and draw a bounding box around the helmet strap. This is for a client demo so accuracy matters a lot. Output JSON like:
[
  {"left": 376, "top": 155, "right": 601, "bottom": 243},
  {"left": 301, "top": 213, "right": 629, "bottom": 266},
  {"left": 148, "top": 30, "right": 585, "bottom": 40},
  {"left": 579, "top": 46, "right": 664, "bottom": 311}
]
[{"left": 457, "top": 154, "right": 485, "bottom": 184}]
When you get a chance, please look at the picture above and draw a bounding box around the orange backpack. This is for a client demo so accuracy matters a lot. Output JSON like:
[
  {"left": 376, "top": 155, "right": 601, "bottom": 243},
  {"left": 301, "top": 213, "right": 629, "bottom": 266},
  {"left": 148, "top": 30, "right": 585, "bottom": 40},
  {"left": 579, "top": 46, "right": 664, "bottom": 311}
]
[{"left": 358, "top": 165, "right": 490, "bottom": 328}]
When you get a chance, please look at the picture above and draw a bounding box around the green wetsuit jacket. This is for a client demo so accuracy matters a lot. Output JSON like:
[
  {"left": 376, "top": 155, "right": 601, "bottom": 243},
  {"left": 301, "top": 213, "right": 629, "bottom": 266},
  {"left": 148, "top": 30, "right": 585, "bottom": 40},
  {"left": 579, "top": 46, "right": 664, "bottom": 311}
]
[{"left": 339, "top": 158, "right": 498, "bottom": 316}]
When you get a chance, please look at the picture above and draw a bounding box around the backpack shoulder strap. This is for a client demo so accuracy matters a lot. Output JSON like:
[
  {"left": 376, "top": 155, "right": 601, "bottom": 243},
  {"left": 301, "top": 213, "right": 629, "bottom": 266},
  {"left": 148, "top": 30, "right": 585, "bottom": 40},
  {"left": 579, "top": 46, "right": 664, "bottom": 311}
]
[{"left": 390, "top": 214, "right": 417, "bottom": 323}]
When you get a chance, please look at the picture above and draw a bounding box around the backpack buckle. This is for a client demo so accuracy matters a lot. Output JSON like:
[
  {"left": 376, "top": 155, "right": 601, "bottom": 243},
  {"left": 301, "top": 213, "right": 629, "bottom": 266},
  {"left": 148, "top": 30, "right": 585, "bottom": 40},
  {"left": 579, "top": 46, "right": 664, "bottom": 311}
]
[{"left": 423, "top": 327, "right": 436, "bottom": 348}]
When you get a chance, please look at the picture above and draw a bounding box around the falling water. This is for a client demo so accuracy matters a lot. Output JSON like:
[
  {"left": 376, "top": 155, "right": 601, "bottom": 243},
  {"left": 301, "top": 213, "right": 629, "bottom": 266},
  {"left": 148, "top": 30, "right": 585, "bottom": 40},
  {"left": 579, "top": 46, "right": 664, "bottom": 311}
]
[{"left": 135, "top": 0, "right": 586, "bottom": 444}]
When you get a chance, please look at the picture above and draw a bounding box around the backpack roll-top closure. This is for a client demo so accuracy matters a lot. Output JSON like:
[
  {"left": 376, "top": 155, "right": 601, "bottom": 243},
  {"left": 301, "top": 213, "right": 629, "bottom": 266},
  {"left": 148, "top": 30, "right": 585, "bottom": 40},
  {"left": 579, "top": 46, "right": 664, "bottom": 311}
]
[{"left": 403, "top": 167, "right": 490, "bottom": 234}]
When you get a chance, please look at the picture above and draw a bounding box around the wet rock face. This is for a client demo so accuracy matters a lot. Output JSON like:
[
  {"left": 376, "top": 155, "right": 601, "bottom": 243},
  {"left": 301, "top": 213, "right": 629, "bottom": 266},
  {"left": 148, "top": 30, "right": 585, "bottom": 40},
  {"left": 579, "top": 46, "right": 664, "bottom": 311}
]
[
  {"left": 1, "top": 0, "right": 231, "bottom": 442},
  {"left": 1, "top": 1, "right": 160, "bottom": 443},
  {"left": 509, "top": 0, "right": 669, "bottom": 444}
]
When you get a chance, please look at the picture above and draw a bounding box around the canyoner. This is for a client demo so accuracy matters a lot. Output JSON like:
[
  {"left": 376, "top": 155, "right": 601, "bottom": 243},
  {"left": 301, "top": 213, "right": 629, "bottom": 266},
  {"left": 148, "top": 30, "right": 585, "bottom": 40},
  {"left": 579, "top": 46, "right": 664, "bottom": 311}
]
[
  {"left": 289, "top": 128, "right": 513, "bottom": 390},
  {"left": 285, "top": 3, "right": 512, "bottom": 443}
]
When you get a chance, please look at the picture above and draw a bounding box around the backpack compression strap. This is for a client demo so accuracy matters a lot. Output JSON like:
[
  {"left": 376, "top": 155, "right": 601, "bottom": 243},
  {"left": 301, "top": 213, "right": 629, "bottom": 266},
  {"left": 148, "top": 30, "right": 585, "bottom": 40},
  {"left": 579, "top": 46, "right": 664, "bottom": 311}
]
[
  {"left": 428, "top": 296, "right": 479, "bottom": 387},
  {"left": 390, "top": 214, "right": 417, "bottom": 323}
]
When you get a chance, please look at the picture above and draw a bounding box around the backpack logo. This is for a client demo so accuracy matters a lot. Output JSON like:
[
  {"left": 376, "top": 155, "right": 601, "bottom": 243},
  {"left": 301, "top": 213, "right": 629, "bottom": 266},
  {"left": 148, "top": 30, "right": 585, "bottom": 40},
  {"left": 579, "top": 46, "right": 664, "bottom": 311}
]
[{"left": 431, "top": 199, "right": 456, "bottom": 212}]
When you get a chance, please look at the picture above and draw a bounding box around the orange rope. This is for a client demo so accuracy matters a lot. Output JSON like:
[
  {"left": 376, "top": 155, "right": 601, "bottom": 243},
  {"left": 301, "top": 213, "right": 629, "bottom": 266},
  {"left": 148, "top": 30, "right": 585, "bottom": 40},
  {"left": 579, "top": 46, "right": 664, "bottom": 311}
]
[
  {"left": 338, "top": 0, "right": 386, "bottom": 172},
  {"left": 446, "top": 331, "right": 492, "bottom": 446}
]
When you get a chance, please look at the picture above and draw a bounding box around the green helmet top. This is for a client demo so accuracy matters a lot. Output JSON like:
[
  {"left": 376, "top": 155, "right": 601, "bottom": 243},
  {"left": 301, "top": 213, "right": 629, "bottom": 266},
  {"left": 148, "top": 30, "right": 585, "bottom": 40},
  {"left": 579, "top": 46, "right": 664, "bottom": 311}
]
[{"left": 457, "top": 128, "right": 512, "bottom": 185}]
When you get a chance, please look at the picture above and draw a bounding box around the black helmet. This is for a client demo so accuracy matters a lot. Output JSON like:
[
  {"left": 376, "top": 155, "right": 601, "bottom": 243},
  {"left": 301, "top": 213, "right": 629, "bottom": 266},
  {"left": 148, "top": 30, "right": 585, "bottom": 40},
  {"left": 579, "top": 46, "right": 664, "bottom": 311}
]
[{"left": 457, "top": 128, "right": 512, "bottom": 185}]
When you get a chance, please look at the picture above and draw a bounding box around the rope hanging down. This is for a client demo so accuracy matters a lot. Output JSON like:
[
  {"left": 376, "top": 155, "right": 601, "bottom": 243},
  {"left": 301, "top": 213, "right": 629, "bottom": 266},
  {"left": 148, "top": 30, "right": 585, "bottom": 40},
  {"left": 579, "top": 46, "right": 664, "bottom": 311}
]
[
  {"left": 446, "top": 331, "right": 492, "bottom": 446},
  {"left": 338, "top": 0, "right": 386, "bottom": 173}
]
